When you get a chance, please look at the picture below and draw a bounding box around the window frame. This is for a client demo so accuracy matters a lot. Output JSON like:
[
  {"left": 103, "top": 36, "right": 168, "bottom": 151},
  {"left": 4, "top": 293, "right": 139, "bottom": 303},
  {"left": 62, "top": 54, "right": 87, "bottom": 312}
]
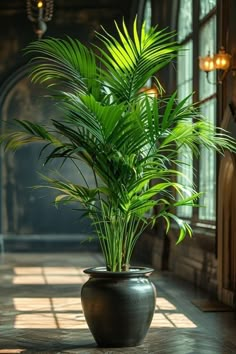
[{"left": 177, "top": 0, "right": 217, "bottom": 228}]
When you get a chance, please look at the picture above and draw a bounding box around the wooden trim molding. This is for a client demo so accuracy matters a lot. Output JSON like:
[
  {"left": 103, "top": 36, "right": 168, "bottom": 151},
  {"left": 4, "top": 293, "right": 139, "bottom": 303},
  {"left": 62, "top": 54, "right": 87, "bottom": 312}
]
[{"left": 217, "top": 106, "right": 236, "bottom": 307}]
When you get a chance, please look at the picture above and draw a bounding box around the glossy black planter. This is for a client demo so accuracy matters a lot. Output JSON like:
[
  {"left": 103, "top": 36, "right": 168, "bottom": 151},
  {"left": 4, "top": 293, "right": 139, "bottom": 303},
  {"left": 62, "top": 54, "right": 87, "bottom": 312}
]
[{"left": 81, "top": 266, "right": 156, "bottom": 347}]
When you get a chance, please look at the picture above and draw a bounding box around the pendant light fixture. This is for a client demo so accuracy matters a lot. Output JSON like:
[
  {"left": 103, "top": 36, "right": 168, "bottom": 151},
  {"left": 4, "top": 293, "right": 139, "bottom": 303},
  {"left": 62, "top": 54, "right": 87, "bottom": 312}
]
[{"left": 26, "top": 0, "right": 54, "bottom": 39}]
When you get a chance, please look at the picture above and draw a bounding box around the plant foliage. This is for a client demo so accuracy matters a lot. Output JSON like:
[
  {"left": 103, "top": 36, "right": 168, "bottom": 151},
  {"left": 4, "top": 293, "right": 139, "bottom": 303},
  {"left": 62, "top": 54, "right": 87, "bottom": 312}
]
[{"left": 1, "top": 18, "right": 236, "bottom": 271}]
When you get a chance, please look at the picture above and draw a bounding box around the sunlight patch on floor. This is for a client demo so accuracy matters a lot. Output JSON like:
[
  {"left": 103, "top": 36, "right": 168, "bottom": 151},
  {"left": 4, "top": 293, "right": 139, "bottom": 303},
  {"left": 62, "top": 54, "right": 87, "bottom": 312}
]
[
  {"left": 151, "top": 312, "right": 196, "bottom": 328},
  {"left": 165, "top": 313, "right": 197, "bottom": 328},
  {"left": 151, "top": 313, "right": 174, "bottom": 328},
  {"left": 152, "top": 298, "right": 197, "bottom": 328},
  {"left": 14, "top": 313, "right": 88, "bottom": 329},
  {"left": 14, "top": 298, "right": 83, "bottom": 311},
  {"left": 13, "top": 275, "right": 88, "bottom": 284},
  {"left": 14, "top": 267, "right": 86, "bottom": 275},
  {"left": 0, "top": 350, "right": 26, "bottom": 353},
  {"left": 13, "top": 296, "right": 197, "bottom": 329},
  {"left": 13, "top": 266, "right": 88, "bottom": 285},
  {"left": 156, "top": 297, "right": 177, "bottom": 310}
]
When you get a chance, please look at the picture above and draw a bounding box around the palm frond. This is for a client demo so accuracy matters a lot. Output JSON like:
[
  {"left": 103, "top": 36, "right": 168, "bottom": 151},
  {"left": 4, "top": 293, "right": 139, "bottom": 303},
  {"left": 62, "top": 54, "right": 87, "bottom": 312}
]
[
  {"left": 96, "top": 18, "right": 179, "bottom": 103},
  {"left": 25, "top": 37, "right": 101, "bottom": 98}
]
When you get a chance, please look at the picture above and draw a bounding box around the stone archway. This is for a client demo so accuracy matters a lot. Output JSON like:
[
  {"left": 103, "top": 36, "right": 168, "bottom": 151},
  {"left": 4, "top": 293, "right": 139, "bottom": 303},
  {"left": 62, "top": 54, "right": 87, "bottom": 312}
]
[{"left": 0, "top": 64, "right": 93, "bottom": 236}]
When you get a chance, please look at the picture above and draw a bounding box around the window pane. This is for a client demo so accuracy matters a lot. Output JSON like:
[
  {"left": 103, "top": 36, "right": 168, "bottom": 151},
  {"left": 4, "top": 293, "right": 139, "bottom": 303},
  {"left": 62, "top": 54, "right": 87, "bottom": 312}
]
[
  {"left": 199, "top": 16, "right": 216, "bottom": 100},
  {"left": 199, "top": 14, "right": 216, "bottom": 222},
  {"left": 144, "top": 0, "right": 152, "bottom": 88},
  {"left": 177, "top": 41, "right": 193, "bottom": 218},
  {"left": 178, "top": 0, "right": 193, "bottom": 41},
  {"left": 199, "top": 99, "right": 216, "bottom": 221},
  {"left": 144, "top": 0, "right": 152, "bottom": 31},
  {"left": 178, "top": 41, "right": 193, "bottom": 85},
  {"left": 200, "top": 0, "right": 216, "bottom": 19},
  {"left": 177, "top": 148, "right": 193, "bottom": 218}
]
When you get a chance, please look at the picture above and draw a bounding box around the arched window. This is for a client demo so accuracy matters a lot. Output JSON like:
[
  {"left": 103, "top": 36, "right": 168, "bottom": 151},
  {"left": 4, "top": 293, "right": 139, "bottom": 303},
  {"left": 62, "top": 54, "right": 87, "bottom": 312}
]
[{"left": 177, "top": 0, "right": 217, "bottom": 224}]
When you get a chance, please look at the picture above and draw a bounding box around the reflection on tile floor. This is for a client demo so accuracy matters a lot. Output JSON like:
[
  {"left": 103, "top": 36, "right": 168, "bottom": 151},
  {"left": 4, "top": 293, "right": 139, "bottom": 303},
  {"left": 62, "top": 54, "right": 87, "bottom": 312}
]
[{"left": 0, "top": 252, "right": 236, "bottom": 353}]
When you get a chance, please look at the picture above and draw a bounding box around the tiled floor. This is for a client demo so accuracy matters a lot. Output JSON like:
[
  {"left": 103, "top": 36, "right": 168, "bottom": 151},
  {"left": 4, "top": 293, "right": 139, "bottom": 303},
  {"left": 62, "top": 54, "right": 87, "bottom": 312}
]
[{"left": 0, "top": 252, "right": 236, "bottom": 353}]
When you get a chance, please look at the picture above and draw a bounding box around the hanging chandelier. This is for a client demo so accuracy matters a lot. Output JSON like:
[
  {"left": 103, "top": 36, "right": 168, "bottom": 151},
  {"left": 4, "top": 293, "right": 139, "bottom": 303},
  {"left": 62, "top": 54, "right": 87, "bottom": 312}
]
[{"left": 26, "top": 0, "right": 54, "bottom": 39}]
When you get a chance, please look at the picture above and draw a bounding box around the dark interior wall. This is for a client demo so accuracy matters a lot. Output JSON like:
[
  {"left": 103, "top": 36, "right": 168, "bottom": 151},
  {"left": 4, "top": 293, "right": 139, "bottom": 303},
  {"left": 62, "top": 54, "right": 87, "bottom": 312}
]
[
  {"left": 0, "top": 0, "right": 135, "bottom": 236},
  {"left": 217, "top": 0, "right": 236, "bottom": 305},
  {"left": 0, "top": 0, "right": 135, "bottom": 99}
]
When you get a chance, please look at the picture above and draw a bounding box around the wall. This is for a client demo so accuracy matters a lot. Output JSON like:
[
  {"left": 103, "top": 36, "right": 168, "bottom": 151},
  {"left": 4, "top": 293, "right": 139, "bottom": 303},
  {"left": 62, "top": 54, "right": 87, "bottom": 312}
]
[{"left": 0, "top": 0, "right": 134, "bottom": 238}]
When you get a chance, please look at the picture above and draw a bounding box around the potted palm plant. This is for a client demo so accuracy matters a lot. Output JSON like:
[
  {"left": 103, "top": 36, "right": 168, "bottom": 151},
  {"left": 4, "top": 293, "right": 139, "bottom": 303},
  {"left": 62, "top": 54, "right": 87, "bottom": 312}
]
[{"left": 1, "top": 18, "right": 235, "bottom": 347}]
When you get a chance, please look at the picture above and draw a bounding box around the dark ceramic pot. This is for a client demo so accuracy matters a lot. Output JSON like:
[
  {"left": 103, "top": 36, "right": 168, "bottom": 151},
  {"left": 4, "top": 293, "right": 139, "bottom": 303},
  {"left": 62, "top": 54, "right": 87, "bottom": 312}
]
[{"left": 81, "top": 266, "right": 156, "bottom": 347}]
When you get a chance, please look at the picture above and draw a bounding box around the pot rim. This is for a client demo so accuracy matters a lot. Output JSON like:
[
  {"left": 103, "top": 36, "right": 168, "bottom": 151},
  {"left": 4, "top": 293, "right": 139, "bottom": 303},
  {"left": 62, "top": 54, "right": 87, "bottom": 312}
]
[{"left": 83, "top": 266, "right": 154, "bottom": 277}]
